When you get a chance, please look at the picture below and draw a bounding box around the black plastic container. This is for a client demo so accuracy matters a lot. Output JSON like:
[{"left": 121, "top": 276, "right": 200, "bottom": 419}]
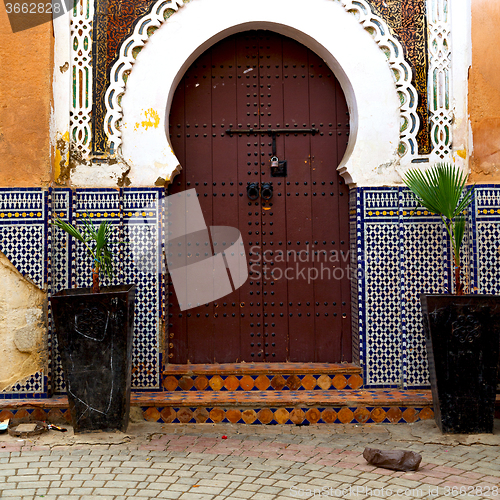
[
  {"left": 421, "top": 294, "right": 500, "bottom": 434},
  {"left": 51, "top": 285, "right": 136, "bottom": 433}
]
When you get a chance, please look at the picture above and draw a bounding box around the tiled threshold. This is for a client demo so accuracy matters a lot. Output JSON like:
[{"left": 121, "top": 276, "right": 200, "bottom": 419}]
[{"left": 0, "top": 389, "right": 437, "bottom": 425}]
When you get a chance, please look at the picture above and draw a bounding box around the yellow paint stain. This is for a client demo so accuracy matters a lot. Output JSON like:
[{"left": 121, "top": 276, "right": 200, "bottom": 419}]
[
  {"left": 135, "top": 108, "right": 160, "bottom": 131},
  {"left": 54, "top": 148, "right": 62, "bottom": 181},
  {"left": 54, "top": 131, "right": 70, "bottom": 182},
  {"left": 456, "top": 149, "right": 467, "bottom": 159}
]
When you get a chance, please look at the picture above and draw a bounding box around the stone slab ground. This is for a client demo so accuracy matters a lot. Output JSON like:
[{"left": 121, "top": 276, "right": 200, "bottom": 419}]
[{"left": 0, "top": 419, "right": 499, "bottom": 499}]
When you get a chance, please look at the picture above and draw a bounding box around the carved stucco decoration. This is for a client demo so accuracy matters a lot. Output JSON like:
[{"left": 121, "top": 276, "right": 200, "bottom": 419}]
[{"left": 104, "top": 0, "right": 419, "bottom": 164}]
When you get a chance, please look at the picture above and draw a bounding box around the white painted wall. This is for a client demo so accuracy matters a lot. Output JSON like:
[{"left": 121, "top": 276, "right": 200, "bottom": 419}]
[{"left": 451, "top": 0, "right": 472, "bottom": 169}]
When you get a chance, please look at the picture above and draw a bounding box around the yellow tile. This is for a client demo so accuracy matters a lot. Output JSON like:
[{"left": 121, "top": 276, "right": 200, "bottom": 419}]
[
  {"left": 209, "top": 375, "right": 224, "bottom": 391},
  {"left": 370, "top": 407, "right": 386, "bottom": 423},
  {"left": 305, "top": 408, "right": 321, "bottom": 424},
  {"left": 242, "top": 409, "right": 258, "bottom": 424},
  {"left": 290, "top": 408, "right": 305, "bottom": 424},
  {"left": 226, "top": 409, "right": 242, "bottom": 423},
  {"left": 209, "top": 408, "right": 225, "bottom": 423},
  {"left": 317, "top": 374, "right": 332, "bottom": 390},
  {"left": 257, "top": 408, "right": 274, "bottom": 424},
  {"left": 274, "top": 408, "right": 290, "bottom": 424},
  {"left": 144, "top": 407, "right": 161, "bottom": 422},
  {"left": 337, "top": 407, "right": 354, "bottom": 424},
  {"left": 301, "top": 375, "right": 316, "bottom": 390},
  {"left": 240, "top": 375, "right": 254, "bottom": 391},
  {"left": 224, "top": 375, "right": 240, "bottom": 391},
  {"left": 177, "top": 408, "right": 193, "bottom": 423},
  {"left": 332, "top": 375, "right": 347, "bottom": 390},
  {"left": 163, "top": 376, "right": 178, "bottom": 391}
]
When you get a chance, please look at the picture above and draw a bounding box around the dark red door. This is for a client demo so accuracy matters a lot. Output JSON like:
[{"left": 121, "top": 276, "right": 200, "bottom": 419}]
[{"left": 168, "top": 30, "right": 350, "bottom": 364}]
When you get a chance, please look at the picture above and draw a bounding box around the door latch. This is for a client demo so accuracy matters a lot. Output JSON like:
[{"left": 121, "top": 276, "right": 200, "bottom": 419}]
[
  {"left": 261, "top": 182, "right": 273, "bottom": 201},
  {"left": 247, "top": 182, "right": 260, "bottom": 200}
]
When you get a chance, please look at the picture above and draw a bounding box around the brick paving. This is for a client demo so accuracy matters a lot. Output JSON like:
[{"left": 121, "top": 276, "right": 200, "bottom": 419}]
[{"left": 0, "top": 419, "right": 499, "bottom": 499}]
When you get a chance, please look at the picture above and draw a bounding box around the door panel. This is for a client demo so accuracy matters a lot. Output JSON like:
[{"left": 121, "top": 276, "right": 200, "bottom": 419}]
[{"left": 168, "top": 30, "right": 350, "bottom": 364}]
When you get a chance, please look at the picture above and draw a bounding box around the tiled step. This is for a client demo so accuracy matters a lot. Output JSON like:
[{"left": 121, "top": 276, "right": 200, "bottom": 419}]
[
  {"left": 0, "top": 389, "right": 438, "bottom": 425},
  {"left": 162, "top": 363, "right": 363, "bottom": 391}
]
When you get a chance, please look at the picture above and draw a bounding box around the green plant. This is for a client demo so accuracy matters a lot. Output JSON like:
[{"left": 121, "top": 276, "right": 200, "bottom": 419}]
[
  {"left": 52, "top": 214, "right": 114, "bottom": 293},
  {"left": 403, "top": 162, "right": 474, "bottom": 295}
]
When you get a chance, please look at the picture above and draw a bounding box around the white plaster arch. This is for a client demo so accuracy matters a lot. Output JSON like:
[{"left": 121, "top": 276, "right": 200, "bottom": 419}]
[{"left": 118, "top": 0, "right": 412, "bottom": 187}]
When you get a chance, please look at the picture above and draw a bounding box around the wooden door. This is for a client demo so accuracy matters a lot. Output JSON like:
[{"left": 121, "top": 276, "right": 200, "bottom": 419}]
[{"left": 168, "top": 30, "right": 350, "bottom": 364}]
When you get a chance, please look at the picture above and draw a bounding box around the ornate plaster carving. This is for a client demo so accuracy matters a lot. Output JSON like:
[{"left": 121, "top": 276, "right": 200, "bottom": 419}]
[
  {"left": 104, "top": 0, "right": 186, "bottom": 154},
  {"left": 105, "top": 0, "right": 419, "bottom": 159}
]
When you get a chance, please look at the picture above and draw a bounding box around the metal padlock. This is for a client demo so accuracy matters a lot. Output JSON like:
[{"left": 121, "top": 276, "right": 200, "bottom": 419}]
[{"left": 270, "top": 156, "right": 279, "bottom": 168}]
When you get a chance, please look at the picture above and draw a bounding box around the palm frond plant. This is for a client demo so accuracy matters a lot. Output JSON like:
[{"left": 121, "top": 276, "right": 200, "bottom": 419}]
[
  {"left": 52, "top": 213, "right": 114, "bottom": 293},
  {"left": 403, "top": 162, "right": 474, "bottom": 295}
]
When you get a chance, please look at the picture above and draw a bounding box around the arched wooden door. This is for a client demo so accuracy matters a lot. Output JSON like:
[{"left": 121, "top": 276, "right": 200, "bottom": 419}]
[{"left": 168, "top": 30, "right": 350, "bottom": 364}]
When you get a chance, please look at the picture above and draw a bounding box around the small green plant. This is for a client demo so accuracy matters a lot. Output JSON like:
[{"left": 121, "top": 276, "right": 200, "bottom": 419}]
[
  {"left": 403, "top": 162, "right": 474, "bottom": 295},
  {"left": 52, "top": 214, "right": 114, "bottom": 293}
]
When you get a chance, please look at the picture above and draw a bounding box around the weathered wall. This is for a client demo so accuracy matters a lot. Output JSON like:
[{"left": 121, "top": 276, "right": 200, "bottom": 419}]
[
  {"left": 0, "top": 6, "right": 53, "bottom": 187},
  {"left": 0, "top": 252, "right": 47, "bottom": 391},
  {"left": 469, "top": 0, "right": 500, "bottom": 182}
]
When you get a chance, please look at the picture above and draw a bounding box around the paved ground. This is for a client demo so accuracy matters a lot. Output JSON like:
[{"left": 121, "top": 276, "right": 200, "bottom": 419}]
[{"left": 0, "top": 418, "right": 499, "bottom": 499}]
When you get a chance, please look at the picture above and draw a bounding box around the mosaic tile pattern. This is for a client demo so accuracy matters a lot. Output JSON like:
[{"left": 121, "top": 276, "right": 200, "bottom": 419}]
[
  {"left": 141, "top": 405, "right": 434, "bottom": 425},
  {"left": 361, "top": 189, "right": 400, "bottom": 388},
  {"left": 350, "top": 188, "right": 361, "bottom": 366},
  {"left": 0, "top": 390, "right": 437, "bottom": 425},
  {"left": 475, "top": 187, "right": 500, "bottom": 294},
  {"left": 364, "top": 189, "right": 400, "bottom": 387},
  {"left": 0, "top": 407, "right": 72, "bottom": 425},
  {"left": 356, "top": 187, "right": 453, "bottom": 389},
  {"left": 48, "top": 189, "right": 72, "bottom": 393},
  {"left": 401, "top": 220, "right": 443, "bottom": 388},
  {"left": 49, "top": 189, "right": 72, "bottom": 295},
  {"left": 0, "top": 189, "right": 48, "bottom": 397},
  {"left": 162, "top": 373, "right": 364, "bottom": 392},
  {"left": 0, "top": 372, "right": 46, "bottom": 398},
  {"left": 0, "top": 189, "right": 47, "bottom": 288},
  {"left": 0, "top": 184, "right": 497, "bottom": 401},
  {"left": 72, "top": 189, "right": 121, "bottom": 289},
  {"left": 48, "top": 188, "right": 164, "bottom": 393},
  {"left": 123, "top": 189, "right": 162, "bottom": 390}
]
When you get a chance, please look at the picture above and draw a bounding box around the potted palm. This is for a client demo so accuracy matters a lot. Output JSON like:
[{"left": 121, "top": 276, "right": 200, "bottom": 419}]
[
  {"left": 50, "top": 214, "right": 136, "bottom": 433},
  {"left": 404, "top": 163, "right": 499, "bottom": 434}
]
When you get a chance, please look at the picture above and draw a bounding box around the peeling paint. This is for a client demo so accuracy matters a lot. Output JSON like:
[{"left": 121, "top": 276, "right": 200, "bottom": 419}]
[
  {"left": 117, "top": 164, "right": 132, "bottom": 187},
  {"left": 59, "top": 62, "right": 69, "bottom": 73},
  {"left": 134, "top": 108, "right": 160, "bottom": 131},
  {"left": 54, "top": 131, "right": 70, "bottom": 184}
]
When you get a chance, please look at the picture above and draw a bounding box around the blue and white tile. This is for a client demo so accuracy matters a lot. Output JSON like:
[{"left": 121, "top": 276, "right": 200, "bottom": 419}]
[{"left": 0, "top": 189, "right": 48, "bottom": 396}]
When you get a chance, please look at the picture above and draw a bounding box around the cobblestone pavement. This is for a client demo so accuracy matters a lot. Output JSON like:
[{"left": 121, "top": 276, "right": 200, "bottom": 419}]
[{"left": 0, "top": 419, "right": 499, "bottom": 499}]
